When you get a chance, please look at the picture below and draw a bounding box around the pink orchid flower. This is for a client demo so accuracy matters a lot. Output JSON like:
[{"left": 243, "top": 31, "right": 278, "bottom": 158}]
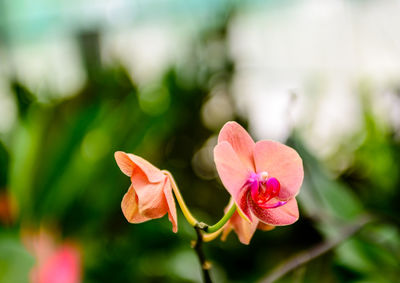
[
  {"left": 214, "top": 121, "right": 303, "bottom": 238},
  {"left": 115, "top": 151, "right": 177, "bottom": 233}
]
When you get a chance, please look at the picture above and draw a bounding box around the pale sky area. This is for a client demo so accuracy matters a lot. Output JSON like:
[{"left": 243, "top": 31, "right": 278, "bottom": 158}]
[{"left": 1, "top": 0, "right": 400, "bottom": 160}]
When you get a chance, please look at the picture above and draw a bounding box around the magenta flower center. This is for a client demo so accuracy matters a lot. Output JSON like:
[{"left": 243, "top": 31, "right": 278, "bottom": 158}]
[{"left": 246, "top": 172, "right": 287, "bottom": 209}]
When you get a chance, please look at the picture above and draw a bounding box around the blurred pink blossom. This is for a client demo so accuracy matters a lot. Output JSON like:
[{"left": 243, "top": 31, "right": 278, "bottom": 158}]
[{"left": 23, "top": 229, "right": 81, "bottom": 283}]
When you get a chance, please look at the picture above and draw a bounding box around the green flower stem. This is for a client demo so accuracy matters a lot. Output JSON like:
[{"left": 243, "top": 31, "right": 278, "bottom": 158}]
[
  {"left": 204, "top": 202, "right": 236, "bottom": 233},
  {"left": 163, "top": 170, "right": 237, "bottom": 233},
  {"left": 163, "top": 170, "right": 198, "bottom": 226},
  {"left": 203, "top": 227, "right": 224, "bottom": 242}
]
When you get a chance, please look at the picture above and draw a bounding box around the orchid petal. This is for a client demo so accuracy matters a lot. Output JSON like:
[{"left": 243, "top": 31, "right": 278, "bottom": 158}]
[
  {"left": 214, "top": 142, "right": 251, "bottom": 199},
  {"left": 163, "top": 177, "right": 178, "bottom": 233},
  {"left": 236, "top": 187, "right": 252, "bottom": 222},
  {"left": 214, "top": 141, "right": 252, "bottom": 221},
  {"left": 133, "top": 174, "right": 169, "bottom": 219},
  {"left": 254, "top": 141, "right": 303, "bottom": 200},
  {"left": 115, "top": 151, "right": 165, "bottom": 183},
  {"left": 222, "top": 211, "right": 258, "bottom": 245},
  {"left": 217, "top": 122, "right": 256, "bottom": 171},
  {"left": 248, "top": 196, "right": 299, "bottom": 226},
  {"left": 257, "top": 222, "right": 275, "bottom": 231},
  {"left": 121, "top": 185, "right": 151, "bottom": 223},
  {"left": 114, "top": 151, "right": 133, "bottom": 176}
]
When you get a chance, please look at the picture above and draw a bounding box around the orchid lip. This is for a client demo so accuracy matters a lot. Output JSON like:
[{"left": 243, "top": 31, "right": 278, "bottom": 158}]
[
  {"left": 244, "top": 171, "right": 285, "bottom": 209},
  {"left": 257, "top": 200, "right": 287, "bottom": 209}
]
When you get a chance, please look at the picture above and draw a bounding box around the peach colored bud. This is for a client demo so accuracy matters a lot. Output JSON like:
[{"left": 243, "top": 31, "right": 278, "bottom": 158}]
[{"left": 114, "top": 151, "right": 177, "bottom": 233}]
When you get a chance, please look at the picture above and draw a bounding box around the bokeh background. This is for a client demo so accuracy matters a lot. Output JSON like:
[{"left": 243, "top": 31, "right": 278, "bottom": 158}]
[{"left": 1, "top": 0, "right": 400, "bottom": 282}]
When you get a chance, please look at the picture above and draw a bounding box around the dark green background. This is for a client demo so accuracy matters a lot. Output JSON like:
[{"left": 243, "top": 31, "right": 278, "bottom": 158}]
[{"left": 1, "top": 1, "right": 400, "bottom": 282}]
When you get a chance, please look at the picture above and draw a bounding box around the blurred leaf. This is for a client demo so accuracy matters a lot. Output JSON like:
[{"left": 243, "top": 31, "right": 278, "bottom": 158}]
[
  {"left": 11, "top": 81, "right": 36, "bottom": 119},
  {"left": 0, "top": 141, "right": 9, "bottom": 188},
  {"left": 346, "top": 101, "right": 400, "bottom": 212},
  {"left": 0, "top": 232, "right": 34, "bottom": 283},
  {"left": 9, "top": 108, "right": 49, "bottom": 219},
  {"left": 290, "top": 135, "right": 363, "bottom": 229}
]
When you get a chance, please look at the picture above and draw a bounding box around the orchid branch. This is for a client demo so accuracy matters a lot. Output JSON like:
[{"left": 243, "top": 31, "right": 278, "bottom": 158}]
[
  {"left": 201, "top": 202, "right": 236, "bottom": 233},
  {"left": 260, "top": 214, "right": 374, "bottom": 283},
  {"left": 163, "top": 170, "right": 198, "bottom": 226},
  {"left": 203, "top": 228, "right": 225, "bottom": 242},
  {"left": 164, "top": 170, "right": 237, "bottom": 282},
  {"left": 193, "top": 226, "right": 213, "bottom": 283},
  {"left": 164, "top": 170, "right": 236, "bottom": 232}
]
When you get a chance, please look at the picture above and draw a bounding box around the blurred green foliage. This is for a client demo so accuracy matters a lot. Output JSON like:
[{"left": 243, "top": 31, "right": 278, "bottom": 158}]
[{"left": 1, "top": 12, "right": 400, "bottom": 283}]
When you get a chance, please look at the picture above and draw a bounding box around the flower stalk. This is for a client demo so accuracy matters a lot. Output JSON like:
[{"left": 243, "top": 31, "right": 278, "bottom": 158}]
[
  {"left": 164, "top": 170, "right": 236, "bottom": 232},
  {"left": 164, "top": 170, "right": 239, "bottom": 283},
  {"left": 205, "top": 202, "right": 236, "bottom": 233},
  {"left": 202, "top": 229, "right": 224, "bottom": 242},
  {"left": 193, "top": 226, "right": 213, "bottom": 283},
  {"left": 163, "top": 170, "right": 198, "bottom": 226}
]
